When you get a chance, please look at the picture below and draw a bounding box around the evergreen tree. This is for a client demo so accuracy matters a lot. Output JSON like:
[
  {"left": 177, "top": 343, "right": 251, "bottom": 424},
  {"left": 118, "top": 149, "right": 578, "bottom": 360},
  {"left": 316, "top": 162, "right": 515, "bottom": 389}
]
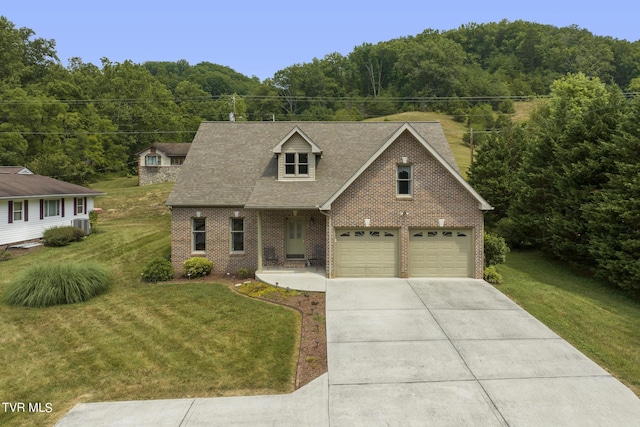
[{"left": 585, "top": 96, "right": 640, "bottom": 294}]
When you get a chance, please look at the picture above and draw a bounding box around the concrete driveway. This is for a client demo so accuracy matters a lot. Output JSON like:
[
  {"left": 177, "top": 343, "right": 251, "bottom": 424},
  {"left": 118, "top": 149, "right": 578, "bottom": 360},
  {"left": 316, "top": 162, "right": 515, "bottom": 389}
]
[
  {"left": 327, "top": 278, "right": 640, "bottom": 426},
  {"left": 56, "top": 278, "right": 640, "bottom": 426}
]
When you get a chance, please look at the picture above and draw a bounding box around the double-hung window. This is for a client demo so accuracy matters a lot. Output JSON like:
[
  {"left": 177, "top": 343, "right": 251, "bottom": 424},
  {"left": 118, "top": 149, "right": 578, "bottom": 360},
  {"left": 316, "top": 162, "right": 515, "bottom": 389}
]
[
  {"left": 284, "top": 153, "right": 309, "bottom": 176},
  {"left": 76, "top": 198, "right": 84, "bottom": 215},
  {"left": 192, "top": 218, "right": 206, "bottom": 252},
  {"left": 13, "top": 201, "right": 23, "bottom": 221},
  {"left": 397, "top": 165, "right": 413, "bottom": 196},
  {"left": 230, "top": 218, "right": 244, "bottom": 252},
  {"left": 44, "top": 199, "right": 60, "bottom": 217}
]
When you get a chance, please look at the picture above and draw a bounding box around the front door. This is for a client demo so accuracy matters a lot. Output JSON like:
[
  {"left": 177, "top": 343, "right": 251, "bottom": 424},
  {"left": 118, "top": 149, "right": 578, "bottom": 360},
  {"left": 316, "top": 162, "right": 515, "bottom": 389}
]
[{"left": 286, "top": 216, "right": 306, "bottom": 259}]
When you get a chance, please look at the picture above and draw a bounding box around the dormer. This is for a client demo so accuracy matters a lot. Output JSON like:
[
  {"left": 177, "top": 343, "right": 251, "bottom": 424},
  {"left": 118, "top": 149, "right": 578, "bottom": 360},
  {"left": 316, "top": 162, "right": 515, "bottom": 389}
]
[{"left": 272, "top": 126, "right": 322, "bottom": 181}]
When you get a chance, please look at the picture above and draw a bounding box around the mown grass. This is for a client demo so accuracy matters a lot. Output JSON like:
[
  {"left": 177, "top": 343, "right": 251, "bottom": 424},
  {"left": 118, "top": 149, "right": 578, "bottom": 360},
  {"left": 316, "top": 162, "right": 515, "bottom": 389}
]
[
  {"left": 0, "top": 178, "right": 300, "bottom": 427},
  {"left": 496, "top": 250, "right": 640, "bottom": 397}
]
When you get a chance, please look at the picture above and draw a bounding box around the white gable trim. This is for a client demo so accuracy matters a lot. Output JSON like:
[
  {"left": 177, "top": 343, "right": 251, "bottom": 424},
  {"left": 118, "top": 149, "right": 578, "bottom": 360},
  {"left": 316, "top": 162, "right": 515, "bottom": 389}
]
[
  {"left": 272, "top": 126, "right": 322, "bottom": 154},
  {"left": 320, "top": 123, "right": 493, "bottom": 211}
]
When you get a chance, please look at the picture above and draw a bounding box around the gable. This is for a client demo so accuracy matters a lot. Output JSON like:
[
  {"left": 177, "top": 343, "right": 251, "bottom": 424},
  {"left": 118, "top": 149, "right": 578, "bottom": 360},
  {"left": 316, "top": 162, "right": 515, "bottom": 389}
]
[
  {"left": 320, "top": 124, "right": 492, "bottom": 211},
  {"left": 330, "top": 129, "right": 484, "bottom": 211}
]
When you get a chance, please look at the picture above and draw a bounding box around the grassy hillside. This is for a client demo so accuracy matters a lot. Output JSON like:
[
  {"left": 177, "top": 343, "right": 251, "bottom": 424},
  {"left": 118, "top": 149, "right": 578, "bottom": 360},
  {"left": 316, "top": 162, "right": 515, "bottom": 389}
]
[
  {"left": 366, "top": 101, "right": 539, "bottom": 178},
  {"left": 498, "top": 251, "right": 640, "bottom": 397},
  {"left": 0, "top": 178, "right": 300, "bottom": 427}
]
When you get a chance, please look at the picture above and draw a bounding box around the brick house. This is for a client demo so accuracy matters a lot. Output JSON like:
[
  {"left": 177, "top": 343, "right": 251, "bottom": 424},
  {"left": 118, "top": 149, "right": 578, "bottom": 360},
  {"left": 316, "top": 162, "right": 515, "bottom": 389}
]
[
  {"left": 167, "top": 122, "right": 492, "bottom": 278},
  {"left": 137, "top": 143, "right": 191, "bottom": 186},
  {"left": 0, "top": 167, "right": 104, "bottom": 246}
]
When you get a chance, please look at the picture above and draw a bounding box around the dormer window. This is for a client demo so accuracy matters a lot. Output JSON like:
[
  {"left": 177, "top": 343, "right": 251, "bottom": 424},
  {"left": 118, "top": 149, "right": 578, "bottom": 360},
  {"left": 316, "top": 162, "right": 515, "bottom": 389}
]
[
  {"left": 273, "top": 126, "right": 322, "bottom": 181},
  {"left": 285, "top": 153, "right": 309, "bottom": 176}
]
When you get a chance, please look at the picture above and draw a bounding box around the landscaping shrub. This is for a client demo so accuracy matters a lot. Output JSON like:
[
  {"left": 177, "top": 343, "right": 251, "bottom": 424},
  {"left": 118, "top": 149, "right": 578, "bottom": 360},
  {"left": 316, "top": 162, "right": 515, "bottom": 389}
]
[
  {"left": 236, "top": 267, "right": 254, "bottom": 279},
  {"left": 4, "top": 262, "right": 111, "bottom": 307},
  {"left": 43, "top": 226, "right": 86, "bottom": 247},
  {"left": 483, "top": 265, "right": 503, "bottom": 285},
  {"left": 141, "top": 257, "right": 174, "bottom": 282},
  {"left": 484, "top": 231, "right": 510, "bottom": 267},
  {"left": 183, "top": 257, "right": 213, "bottom": 278}
]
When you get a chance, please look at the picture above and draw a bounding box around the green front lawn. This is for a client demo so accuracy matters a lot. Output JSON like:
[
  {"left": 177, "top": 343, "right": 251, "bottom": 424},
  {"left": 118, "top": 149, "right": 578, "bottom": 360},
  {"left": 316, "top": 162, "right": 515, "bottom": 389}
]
[
  {"left": 496, "top": 250, "right": 640, "bottom": 396},
  {"left": 0, "top": 178, "right": 300, "bottom": 427}
]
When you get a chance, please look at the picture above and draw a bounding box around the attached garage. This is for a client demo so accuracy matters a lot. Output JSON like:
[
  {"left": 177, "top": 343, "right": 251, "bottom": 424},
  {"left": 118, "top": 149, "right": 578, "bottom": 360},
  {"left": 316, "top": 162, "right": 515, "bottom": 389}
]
[
  {"left": 409, "top": 229, "right": 473, "bottom": 277},
  {"left": 334, "top": 229, "right": 398, "bottom": 277}
]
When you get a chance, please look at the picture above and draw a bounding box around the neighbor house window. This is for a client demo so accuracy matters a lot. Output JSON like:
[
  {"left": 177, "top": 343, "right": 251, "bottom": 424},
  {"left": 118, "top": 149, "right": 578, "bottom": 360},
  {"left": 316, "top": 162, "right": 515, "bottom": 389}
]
[
  {"left": 44, "top": 199, "right": 60, "bottom": 217},
  {"left": 76, "top": 197, "right": 84, "bottom": 215},
  {"left": 12, "top": 201, "right": 23, "bottom": 221},
  {"left": 230, "top": 218, "right": 244, "bottom": 252},
  {"left": 170, "top": 157, "right": 185, "bottom": 165},
  {"left": 284, "top": 153, "right": 309, "bottom": 176},
  {"left": 192, "top": 218, "right": 206, "bottom": 252},
  {"left": 145, "top": 155, "right": 161, "bottom": 166},
  {"left": 397, "top": 165, "right": 412, "bottom": 196}
]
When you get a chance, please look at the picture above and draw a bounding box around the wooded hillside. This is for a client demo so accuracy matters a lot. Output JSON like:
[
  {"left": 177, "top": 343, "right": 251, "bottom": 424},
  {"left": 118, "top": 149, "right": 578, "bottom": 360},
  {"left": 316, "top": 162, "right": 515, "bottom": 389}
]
[{"left": 2, "top": 15, "right": 639, "bottom": 296}]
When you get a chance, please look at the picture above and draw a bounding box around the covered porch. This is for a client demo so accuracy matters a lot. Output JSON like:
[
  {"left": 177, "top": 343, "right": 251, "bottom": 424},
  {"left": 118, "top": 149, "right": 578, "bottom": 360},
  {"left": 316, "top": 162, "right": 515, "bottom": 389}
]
[{"left": 255, "top": 208, "right": 328, "bottom": 276}]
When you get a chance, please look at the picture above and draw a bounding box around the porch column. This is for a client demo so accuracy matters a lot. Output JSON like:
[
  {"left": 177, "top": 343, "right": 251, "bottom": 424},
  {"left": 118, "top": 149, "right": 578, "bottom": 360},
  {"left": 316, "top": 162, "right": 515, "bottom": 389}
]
[{"left": 257, "top": 209, "right": 263, "bottom": 272}]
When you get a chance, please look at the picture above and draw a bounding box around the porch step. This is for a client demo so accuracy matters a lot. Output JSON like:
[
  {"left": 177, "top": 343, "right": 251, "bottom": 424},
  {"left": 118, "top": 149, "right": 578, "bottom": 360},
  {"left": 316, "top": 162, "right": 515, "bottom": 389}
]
[{"left": 283, "top": 259, "right": 307, "bottom": 269}]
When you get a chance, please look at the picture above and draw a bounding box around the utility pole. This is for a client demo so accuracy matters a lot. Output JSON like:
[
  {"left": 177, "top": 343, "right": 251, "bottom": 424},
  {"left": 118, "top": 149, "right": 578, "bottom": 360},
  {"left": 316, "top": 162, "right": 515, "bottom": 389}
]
[{"left": 469, "top": 128, "right": 474, "bottom": 165}]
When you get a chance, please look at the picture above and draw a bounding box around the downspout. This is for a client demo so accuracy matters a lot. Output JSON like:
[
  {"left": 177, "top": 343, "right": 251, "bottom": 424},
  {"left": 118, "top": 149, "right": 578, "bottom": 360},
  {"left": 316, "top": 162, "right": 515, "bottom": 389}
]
[
  {"left": 257, "top": 210, "right": 263, "bottom": 272},
  {"left": 319, "top": 209, "right": 331, "bottom": 278}
]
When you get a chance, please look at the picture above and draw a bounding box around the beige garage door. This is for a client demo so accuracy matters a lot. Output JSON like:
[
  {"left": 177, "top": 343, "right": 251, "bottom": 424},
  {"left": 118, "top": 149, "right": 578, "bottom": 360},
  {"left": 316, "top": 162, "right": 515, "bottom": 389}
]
[
  {"left": 409, "top": 229, "right": 472, "bottom": 277},
  {"left": 335, "top": 229, "right": 398, "bottom": 277}
]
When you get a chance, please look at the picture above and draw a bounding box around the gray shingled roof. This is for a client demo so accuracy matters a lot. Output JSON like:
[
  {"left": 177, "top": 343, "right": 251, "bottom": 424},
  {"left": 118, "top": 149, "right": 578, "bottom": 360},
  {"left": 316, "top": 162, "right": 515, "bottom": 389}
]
[
  {"left": 166, "top": 122, "right": 460, "bottom": 208},
  {"left": 136, "top": 143, "right": 192, "bottom": 157},
  {"left": 0, "top": 172, "right": 105, "bottom": 199}
]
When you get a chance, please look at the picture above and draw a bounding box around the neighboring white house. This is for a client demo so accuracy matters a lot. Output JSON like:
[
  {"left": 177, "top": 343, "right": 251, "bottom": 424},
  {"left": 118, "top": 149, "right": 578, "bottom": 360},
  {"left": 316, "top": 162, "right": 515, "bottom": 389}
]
[{"left": 0, "top": 167, "right": 105, "bottom": 246}]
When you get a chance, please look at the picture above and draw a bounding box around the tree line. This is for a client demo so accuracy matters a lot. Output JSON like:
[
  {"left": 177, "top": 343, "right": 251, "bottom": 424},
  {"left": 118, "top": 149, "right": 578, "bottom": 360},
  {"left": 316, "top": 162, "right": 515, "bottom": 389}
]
[
  {"left": 469, "top": 73, "right": 640, "bottom": 297},
  {"left": 1, "top": 16, "right": 639, "bottom": 183}
]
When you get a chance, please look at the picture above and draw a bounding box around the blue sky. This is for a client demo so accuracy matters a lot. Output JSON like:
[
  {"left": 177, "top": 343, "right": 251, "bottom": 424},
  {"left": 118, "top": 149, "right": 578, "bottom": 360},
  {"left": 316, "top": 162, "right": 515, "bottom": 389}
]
[{"left": 3, "top": 0, "right": 638, "bottom": 81}]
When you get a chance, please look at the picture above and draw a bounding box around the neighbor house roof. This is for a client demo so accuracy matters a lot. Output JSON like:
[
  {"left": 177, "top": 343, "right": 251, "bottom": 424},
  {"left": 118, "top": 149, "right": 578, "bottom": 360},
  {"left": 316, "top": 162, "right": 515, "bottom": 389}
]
[
  {"left": 166, "top": 122, "right": 491, "bottom": 210},
  {"left": 136, "top": 142, "right": 192, "bottom": 157},
  {"left": 0, "top": 169, "right": 105, "bottom": 200}
]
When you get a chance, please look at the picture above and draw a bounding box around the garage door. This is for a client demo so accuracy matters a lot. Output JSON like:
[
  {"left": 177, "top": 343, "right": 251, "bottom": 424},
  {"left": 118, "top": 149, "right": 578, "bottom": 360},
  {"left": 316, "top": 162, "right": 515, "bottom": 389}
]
[
  {"left": 335, "top": 229, "right": 398, "bottom": 277},
  {"left": 409, "top": 229, "right": 472, "bottom": 277}
]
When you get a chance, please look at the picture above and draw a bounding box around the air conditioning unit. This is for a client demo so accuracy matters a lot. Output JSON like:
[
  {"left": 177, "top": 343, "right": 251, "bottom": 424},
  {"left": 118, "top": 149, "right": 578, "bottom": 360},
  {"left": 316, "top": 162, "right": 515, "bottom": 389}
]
[{"left": 73, "top": 219, "right": 90, "bottom": 236}]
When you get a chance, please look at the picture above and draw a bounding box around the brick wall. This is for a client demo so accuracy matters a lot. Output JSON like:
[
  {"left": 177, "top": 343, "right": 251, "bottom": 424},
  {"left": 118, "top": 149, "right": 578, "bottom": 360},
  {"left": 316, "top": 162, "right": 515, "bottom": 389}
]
[
  {"left": 138, "top": 165, "right": 183, "bottom": 186},
  {"left": 330, "top": 129, "right": 485, "bottom": 278},
  {"left": 171, "top": 207, "right": 326, "bottom": 275}
]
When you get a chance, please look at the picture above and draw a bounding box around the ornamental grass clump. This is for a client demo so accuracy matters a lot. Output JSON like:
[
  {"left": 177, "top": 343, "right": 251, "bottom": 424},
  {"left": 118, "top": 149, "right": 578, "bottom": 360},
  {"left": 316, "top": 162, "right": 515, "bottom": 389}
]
[{"left": 4, "top": 262, "right": 111, "bottom": 307}]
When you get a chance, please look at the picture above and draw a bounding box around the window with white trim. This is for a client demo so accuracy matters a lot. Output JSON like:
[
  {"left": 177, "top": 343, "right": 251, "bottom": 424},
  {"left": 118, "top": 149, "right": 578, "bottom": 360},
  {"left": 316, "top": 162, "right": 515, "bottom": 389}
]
[
  {"left": 397, "top": 165, "right": 412, "bottom": 196},
  {"left": 76, "top": 198, "right": 84, "bottom": 215},
  {"left": 230, "top": 218, "right": 244, "bottom": 252},
  {"left": 13, "top": 201, "right": 23, "bottom": 221},
  {"left": 145, "top": 155, "right": 161, "bottom": 166},
  {"left": 284, "top": 152, "right": 309, "bottom": 176},
  {"left": 44, "top": 200, "right": 60, "bottom": 217},
  {"left": 192, "top": 218, "right": 206, "bottom": 252}
]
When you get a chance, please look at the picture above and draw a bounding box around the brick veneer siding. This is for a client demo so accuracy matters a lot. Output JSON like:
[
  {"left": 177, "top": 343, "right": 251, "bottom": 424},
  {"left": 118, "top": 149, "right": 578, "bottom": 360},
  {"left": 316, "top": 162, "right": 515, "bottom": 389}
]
[
  {"left": 171, "top": 207, "right": 326, "bottom": 275},
  {"left": 329, "top": 130, "right": 485, "bottom": 279}
]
